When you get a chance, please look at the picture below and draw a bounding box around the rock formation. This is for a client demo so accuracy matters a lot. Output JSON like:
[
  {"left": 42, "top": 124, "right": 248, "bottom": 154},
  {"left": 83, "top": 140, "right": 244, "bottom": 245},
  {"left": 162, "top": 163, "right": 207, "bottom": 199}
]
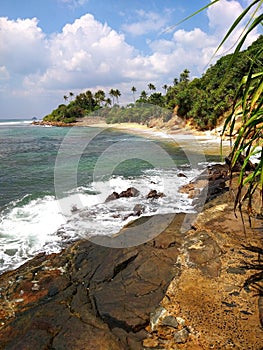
[{"left": 0, "top": 167, "right": 263, "bottom": 349}]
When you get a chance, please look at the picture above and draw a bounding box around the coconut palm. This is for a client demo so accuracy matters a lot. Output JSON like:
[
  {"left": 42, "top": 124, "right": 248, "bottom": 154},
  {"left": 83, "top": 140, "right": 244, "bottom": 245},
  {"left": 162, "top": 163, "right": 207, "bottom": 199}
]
[
  {"left": 131, "top": 86, "right": 137, "bottom": 102},
  {"left": 173, "top": 78, "right": 179, "bottom": 86},
  {"left": 162, "top": 84, "right": 168, "bottom": 94},
  {"left": 115, "top": 89, "right": 121, "bottom": 104},
  {"left": 139, "top": 90, "right": 148, "bottom": 102},
  {"left": 105, "top": 98, "right": 112, "bottom": 107},
  {"left": 94, "top": 89, "right": 106, "bottom": 106},
  {"left": 179, "top": 69, "right": 190, "bottom": 83},
  {"left": 69, "top": 92, "right": 74, "bottom": 101},
  {"left": 148, "top": 83, "right": 156, "bottom": 92},
  {"left": 109, "top": 89, "right": 116, "bottom": 105}
]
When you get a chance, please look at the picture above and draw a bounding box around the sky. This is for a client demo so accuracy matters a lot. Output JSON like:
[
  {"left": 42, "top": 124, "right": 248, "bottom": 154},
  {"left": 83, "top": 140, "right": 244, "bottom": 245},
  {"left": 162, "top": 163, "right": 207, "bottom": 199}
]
[{"left": 0, "top": 0, "right": 261, "bottom": 119}]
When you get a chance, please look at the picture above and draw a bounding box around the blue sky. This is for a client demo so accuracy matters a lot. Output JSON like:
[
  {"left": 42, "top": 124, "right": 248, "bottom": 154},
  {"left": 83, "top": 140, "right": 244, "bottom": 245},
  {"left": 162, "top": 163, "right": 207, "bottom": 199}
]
[{"left": 0, "top": 0, "right": 260, "bottom": 118}]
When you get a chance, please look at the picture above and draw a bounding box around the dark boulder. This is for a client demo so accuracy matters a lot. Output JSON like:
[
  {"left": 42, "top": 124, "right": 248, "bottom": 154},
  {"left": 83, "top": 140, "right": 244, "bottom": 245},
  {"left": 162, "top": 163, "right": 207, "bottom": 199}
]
[
  {"left": 105, "top": 187, "right": 140, "bottom": 202},
  {"left": 147, "top": 190, "right": 165, "bottom": 199},
  {"left": 105, "top": 191, "right": 120, "bottom": 202},
  {"left": 119, "top": 187, "right": 140, "bottom": 198}
]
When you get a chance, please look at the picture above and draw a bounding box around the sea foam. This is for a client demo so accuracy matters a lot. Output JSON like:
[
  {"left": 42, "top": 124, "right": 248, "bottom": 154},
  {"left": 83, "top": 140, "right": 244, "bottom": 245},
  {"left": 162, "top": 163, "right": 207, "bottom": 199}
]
[{"left": 0, "top": 166, "right": 201, "bottom": 273}]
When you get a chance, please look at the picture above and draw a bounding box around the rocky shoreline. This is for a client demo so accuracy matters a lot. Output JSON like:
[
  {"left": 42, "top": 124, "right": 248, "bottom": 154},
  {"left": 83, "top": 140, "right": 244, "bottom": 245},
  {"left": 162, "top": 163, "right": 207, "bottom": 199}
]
[{"left": 0, "top": 164, "right": 262, "bottom": 349}]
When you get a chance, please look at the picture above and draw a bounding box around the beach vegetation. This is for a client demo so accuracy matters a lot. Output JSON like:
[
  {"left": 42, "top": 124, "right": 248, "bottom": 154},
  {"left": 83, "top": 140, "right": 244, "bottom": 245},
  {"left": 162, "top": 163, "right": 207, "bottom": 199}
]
[{"left": 43, "top": 33, "right": 262, "bottom": 132}]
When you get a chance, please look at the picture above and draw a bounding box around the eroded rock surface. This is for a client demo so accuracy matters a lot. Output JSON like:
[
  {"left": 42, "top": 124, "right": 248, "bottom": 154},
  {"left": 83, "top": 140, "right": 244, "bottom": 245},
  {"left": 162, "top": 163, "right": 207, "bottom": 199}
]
[
  {"left": 0, "top": 187, "right": 263, "bottom": 349},
  {"left": 143, "top": 192, "right": 263, "bottom": 349},
  {"left": 0, "top": 214, "right": 187, "bottom": 350}
]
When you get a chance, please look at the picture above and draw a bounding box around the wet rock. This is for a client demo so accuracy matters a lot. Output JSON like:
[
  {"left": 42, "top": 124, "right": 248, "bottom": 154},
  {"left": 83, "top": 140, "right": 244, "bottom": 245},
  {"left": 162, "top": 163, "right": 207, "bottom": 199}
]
[
  {"left": 119, "top": 187, "right": 140, "bottom": 198},
  {"left": 180, "top": 163, "right": 230, "bottom": 204},
  {"left": 123, "top": 204, "right": 145, "bottom": 221},
  {"left": 177, "top": 172, "right": 187, "bottom": 178},
  {"left": 0, "top": 213, "right": 186, "bottom": 349},
  {"left": 105, "top": 187, "right": 140, "bottom": 202},
  {"left": 133, "top": 204, "right": 145, "bottom": 216},
  {"left": 71, "top": 204, "right": 78, "bottom": 213},
  {"left": 207, "top": 163, "right": 229, "bottom": 181},
  {"left": 105, "top": 191, "right": 120, "bottom": 202},
  {"left": 147, "top": 190, "right": 165, "bottom": 199},
  {"left": 173, "top": 327, "right": 190, "bottom": 343}
]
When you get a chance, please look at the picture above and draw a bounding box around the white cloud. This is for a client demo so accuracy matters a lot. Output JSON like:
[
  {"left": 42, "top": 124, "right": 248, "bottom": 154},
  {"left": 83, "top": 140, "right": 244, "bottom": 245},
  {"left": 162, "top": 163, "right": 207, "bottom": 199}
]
[
  {"left": 25, "top": 14, "right": 136, "bottom": 90},
  {"left": 207, "top": 0, "right": 260, "bottom": 54},
  {"left": 122, "top": 10, "right": 169, "bottom": 36},
  {"left": 58, "top": 0, "right": 89, "bottom": 8},
  {"left": 0, "top": 0, "right": 261, "bottom": 118},
  {"left": 0, "top": 17, "right": 49, "bottom": 76},
  {"left": 0, "top": 66, "right": 9, "bottom": 80},
  {"left": 208, "top": 0, "right": 243, "bottom": 33}
]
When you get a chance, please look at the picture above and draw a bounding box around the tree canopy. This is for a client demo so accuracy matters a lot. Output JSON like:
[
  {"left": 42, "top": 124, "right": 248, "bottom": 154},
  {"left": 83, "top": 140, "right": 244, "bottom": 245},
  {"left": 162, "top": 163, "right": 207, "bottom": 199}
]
[{"left": 43, "top": 35, "right": 263, "bottom": 129}]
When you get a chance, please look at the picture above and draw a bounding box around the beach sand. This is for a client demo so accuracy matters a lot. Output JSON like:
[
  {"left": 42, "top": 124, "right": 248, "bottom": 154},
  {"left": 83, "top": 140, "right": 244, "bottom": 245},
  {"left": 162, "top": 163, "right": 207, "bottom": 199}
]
[{"left": 76, "top": 117, "right": 231, "bottom": 157}]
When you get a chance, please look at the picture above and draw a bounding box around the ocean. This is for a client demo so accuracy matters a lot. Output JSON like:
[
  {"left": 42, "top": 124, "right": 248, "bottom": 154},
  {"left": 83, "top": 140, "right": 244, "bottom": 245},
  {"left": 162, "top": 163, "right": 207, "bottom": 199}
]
[{"left": 0, "top": 119, "right": 220, "bottom": 273}]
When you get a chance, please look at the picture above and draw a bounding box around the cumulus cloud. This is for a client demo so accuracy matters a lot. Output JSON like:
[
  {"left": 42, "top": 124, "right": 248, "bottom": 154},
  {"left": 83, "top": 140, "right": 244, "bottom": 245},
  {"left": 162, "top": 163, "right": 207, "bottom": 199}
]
[
  {"left": 0, "top": 0, "right": 261, "bottom": 118},
  {"left": 122, "top": 10, "right": 170, "bottom": 36},
  {"left": 208, "top": 0, "right": 243, "bottom": 33},
  {"left": 207, "top": 0, "right": 259, "bottom": 54},
  {"left": 25, "top": 14, "right": 138, "bottom": 90},
  {"left": 0, "top": 17, "right": 49, "bottom": 76}
]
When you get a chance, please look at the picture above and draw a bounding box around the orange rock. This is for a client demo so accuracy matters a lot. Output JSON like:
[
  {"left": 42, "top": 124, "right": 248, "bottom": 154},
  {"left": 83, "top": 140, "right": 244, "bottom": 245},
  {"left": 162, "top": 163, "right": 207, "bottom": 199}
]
[{"left": 143, "top": 337, "right": 159, "bottom": 348}]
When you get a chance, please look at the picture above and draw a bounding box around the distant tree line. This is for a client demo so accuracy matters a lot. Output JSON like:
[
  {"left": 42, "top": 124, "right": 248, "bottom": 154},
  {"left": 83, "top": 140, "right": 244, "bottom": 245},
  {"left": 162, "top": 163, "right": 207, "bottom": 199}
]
[{"left": 43, "top": 35, "right": 263, "bottom": 130}]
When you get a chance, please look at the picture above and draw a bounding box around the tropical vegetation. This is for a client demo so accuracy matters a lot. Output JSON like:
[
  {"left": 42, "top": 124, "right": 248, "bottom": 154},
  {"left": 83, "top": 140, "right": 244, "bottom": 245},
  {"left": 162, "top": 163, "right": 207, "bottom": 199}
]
[
  {"left": 217, "top": 0, "right": 263, "bottom": 217},
  {"left": 43, "top": 35, "right": 263, "bottom": 132}
]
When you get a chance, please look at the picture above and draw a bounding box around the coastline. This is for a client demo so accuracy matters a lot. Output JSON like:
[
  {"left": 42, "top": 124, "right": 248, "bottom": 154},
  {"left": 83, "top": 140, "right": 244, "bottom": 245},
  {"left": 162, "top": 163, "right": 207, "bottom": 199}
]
[
  {"left": 1, "top": 120, "right": 263, "bottom": 348},
  {"left": 34, "top": 117, "right": 232, "bottom": 157},
  {"left": 0, "top": 187, "right": 262, "bottom": 349}
]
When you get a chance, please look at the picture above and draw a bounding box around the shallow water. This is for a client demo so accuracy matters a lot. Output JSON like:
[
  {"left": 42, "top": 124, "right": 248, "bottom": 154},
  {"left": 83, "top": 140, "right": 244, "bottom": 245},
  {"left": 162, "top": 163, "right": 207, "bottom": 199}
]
[{"left": 0, "top": 120, "right": 220, "bottom": 273}]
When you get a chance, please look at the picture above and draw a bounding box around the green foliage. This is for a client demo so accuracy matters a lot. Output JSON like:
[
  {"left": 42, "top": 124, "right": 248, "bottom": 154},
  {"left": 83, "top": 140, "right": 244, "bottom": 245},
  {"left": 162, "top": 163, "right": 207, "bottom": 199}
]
[
  {"left": 165, "top": 36, "right": 263, "bottom": 130},
  {"left": 43, "top": 103, "right": 85, "bottom": 123},
  {"left": 44, "top": 89, "right": 101, "bottom": 123},
  {"left": 44, "top": 32, "right": 262, "bottom": 132},
  {"left": 218, "top": 0, "right": 263, "bottom": 216},
  {"left": 223, "top": 50, "right": 263, "bottom": 215},
  {"left": 105, "top": 103, "right": 172, "bottom": 125}
]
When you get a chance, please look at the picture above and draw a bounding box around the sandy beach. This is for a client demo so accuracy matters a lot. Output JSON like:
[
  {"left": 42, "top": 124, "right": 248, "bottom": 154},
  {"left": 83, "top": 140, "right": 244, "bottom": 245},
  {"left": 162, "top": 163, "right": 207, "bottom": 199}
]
[{"left": 75, "top": 117, "right": 232, "bottom": 157}]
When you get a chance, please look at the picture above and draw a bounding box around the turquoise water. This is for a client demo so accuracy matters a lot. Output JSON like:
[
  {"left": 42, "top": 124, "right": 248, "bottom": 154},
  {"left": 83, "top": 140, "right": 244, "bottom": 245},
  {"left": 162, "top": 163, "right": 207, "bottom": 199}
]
[{"left": 0, "top": 120, "right": 219, "bottom": 273}]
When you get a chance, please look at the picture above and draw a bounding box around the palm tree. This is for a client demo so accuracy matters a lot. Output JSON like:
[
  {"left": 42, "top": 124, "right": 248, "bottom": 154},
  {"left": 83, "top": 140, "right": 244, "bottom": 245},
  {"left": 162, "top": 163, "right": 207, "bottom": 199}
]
[
  {"left": 162, "top": 84, "right": 168, "bottom": 94},
  {"left": 69, "top": 92, "right": 74, "bottom": 101},
  {"left": 109, "top": 89, "right": 116, "bottom": 105},
  {"left": 148, "top": 83, "right": 156, "bottom": 92},
  {"left": 115, "top": 89, "right": 121, "bottom": 104},
  {"left": 179, "top": 69, "right": 190, "bottom": 83},
  {"left": 139, "top": 90, "right": 148, "bottom": 102},
  {"left": 105, "top": 98, "right": 112, "bottom": 107},
  {"left": 85, "top": 90, "right": 94, "bottom": 111},
  {"left": 94, "top": 89, "right": 106, "bottom": 106},
  {"left": 63, "top": 95, "right": 68, "bottom": 104},
  {"left": 173, "top": 78, "right": 179, "bottom": 86},
  {"left": 131, "top": 86, "right": 137, "bottom": 102}
]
